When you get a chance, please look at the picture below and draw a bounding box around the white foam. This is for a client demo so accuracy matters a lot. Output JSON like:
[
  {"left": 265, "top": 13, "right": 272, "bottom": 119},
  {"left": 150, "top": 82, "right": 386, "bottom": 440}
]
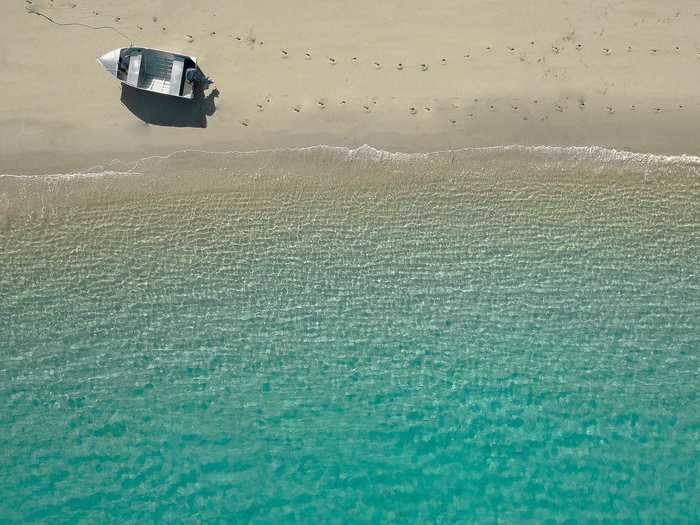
[
  {"left": 0, "top": 170, "right": 141, "bottom": 181},
  {"left": 2, "top": 144, "right": 699, "bottom": 178},
  {"left": 497, "top": 144, "right": 700, "bottom": 166},
  {"left": 106, "top": 143, "right": 700, "bottom": 169}
]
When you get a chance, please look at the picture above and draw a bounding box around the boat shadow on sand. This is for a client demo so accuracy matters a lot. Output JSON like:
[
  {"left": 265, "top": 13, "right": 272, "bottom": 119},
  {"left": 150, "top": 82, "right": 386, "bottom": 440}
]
[{"left": 120, "top": 83, "right": 220, "bottom": 128}]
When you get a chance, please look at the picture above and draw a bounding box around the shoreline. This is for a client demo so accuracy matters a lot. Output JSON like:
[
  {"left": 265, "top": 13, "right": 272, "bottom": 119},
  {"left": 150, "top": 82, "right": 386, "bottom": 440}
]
[
  {"left": 2, "top": 142, "right": 699, "bottom": 224},
  {"left": 4, "top": 108, "right": 700, "bottom": 175},
  {"left": 5, "top": 139, "right": 700, "bottom": 178}
]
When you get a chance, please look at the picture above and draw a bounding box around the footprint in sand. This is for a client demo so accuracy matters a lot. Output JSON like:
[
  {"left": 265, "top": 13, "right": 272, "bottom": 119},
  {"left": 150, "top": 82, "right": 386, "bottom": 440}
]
[
  {"left": 420, "top": 63, "right": 429, "bottom": 71},
  {"left": 511, "top": 105, "right": 519, "bottom": 111},
  {"left": 185, "top": 34, "right": 194, "bottom": 43},
  {"left": 489, "top": 105, "right": 495, "bottom": 111},
  {"left": 578, "top": 99, "right": 585, "bottom": 109},
  {"left": 649, "top": 49, "right": 658, "bottom": 55},
  {"left": 256, "top": 104, "right": 264, "bottom": 112},
  {"left": 532, "top": 99, "right": 539, "bottom": 104},
  {"left": 675, "top": 46, "right": 680, "bottom": 53},
  {"left": 630, "top": 104, "right": 636, "bottom": 111},
  {"left": 340, "top": 100, "right": 346, "bottom": 105},
  {"left": 328, "top": 57, "right": 336, "bottom": 65},
  {"left": 467, "top": 113, "right": 475, "bottom": 119},
  {"left": 606, "top": 106, "right": 615, "bottom": 114},
  {"left": 554, "top": 104, "right": 563, "bottom": 112},
  {"left": 152, "top": 16, "right": 158, "bottom": 22},
  {"left": 114, "top": 17, "right": 120, "bottom": 22},
  {"left": 210, "top": 32, "right": 216, "bottom": 36},
  {"left": 265, "top": 96, "right": 272, "bottom": 103},
  {"left": 485, "top": 46, "right": 492, "bottom": 52},
  {"left": 362, "top": 104, "right": 372, "bottom": 113},
  {"left": 281, "top": 49, "right": 288, "bottom": 58},
  {"left": 602, "top": 48, "right": 611, "bottom": 55},
  {"left": 654, "top": 107, "right": 663, "bottom": 113},
  {"left": 627, "top": 45, "right": 633, "bottom": 53},
  {"left": 449, "top": 119, "right": 457, "bottom": 124},
  {"left": 317, "top": 99, "right": 326, "bottom": 109},
  {"left": 464, "top": 53, "right": 471, "bottom": 59},
  {"left": 240, "top": 119, "right": 249, "bottom": 127},
  {"left": 552, "top": 46, "right": 560, "bottom": 54},
  {"left": 352, "top": 57, "right": 359, "bottom": 63},
  {"left": 373, "top": 62, "right": 382, "bottom": 70},
  {"left": 162, "top": 27, "right": 166, "bottom": 32},
  {"left": 576, "top": 43, "right": 583, "bottom": 51},
  {"left": 507, "top": 46, "right": 516, "bottom": 53},
  {"left": 292, "top": 105, "right": 302, "bottom": 113},
  {"left": 441, "top": 58, "right": 447, "bottom": 65},
  {"left": 409, "top": 106, "right": 417, "bottom": 115},
  {"left": 397, "top": 63, "right": 404, "bottom": 71},
  {"left": 678, "top": 104, "right": 684, "bottom": 110},
  {"left": 529, "top": 41, "right": 535, "bottom": 46},
  {"left": 424, "top": 106, "right": 431, "bottom": 112},
  {"left": 137, "top": 25, "right": 143, "bottom": 30},
  {"left": 305, "top": 51, "right": 311, "bottom": 60}
]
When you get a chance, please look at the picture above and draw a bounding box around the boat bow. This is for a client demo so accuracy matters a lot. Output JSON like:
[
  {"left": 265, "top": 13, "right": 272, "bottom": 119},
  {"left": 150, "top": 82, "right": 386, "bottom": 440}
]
[{"left": 97, "top": 48, "right": 120, "bottom": 77}]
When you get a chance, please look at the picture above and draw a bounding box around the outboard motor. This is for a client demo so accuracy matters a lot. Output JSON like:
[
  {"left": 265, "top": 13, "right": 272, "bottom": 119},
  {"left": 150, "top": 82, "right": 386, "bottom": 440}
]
[{"left": 185, "top": 68, "right": 213, "bottom": 89}]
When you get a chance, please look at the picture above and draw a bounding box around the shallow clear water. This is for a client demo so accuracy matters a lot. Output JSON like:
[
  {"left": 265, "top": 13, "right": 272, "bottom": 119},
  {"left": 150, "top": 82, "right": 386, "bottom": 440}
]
[{"left": 1, "top": 146, "right": 699, "bottom": 522}]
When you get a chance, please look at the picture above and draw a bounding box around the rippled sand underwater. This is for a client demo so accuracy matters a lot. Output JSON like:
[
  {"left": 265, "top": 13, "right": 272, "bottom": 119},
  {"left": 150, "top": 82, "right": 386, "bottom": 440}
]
[{"left": 1, "top": 146, "right": 699, "bottom": 522}]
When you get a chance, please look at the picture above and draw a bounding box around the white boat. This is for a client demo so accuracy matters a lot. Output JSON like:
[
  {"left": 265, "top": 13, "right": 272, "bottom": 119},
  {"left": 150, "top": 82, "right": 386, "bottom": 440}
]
[{"left": 97, "top": 47, "right": 210, "bottom": 99}]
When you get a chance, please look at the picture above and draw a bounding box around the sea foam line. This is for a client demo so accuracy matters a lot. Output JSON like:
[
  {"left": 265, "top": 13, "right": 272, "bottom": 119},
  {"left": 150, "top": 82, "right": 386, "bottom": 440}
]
[
  {"left": 0, "top": 170, "right": 142, "bottom": 181},
  {"left": 122, "top": 143, "right": 700, "bottom": 166},
  {"left": 2, "top": 144, "right": 700, "bottom": 179}
]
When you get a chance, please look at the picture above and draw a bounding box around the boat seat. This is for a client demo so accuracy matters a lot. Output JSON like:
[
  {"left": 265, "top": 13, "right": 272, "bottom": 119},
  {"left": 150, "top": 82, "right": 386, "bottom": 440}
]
[
  {"left": 126, "top": 54, "right": 142, "bottom": 87},
  {"left": 168, "top": 57, "right": 185, "bottom": 96}
]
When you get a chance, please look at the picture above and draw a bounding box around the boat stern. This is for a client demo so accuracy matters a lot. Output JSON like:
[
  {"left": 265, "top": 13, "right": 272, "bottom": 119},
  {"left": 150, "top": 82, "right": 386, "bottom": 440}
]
[{"left": 97, "top": 48, "right": 121, "bottom": 77}]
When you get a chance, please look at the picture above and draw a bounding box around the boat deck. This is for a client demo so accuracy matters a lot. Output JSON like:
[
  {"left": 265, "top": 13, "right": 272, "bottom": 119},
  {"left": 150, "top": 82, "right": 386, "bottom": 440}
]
[
  {"left": 139, "top": 52, "right": 173, "bottom": 94},
  {"left": 125, "top": 49, "right": 187, "bottom": 97}
]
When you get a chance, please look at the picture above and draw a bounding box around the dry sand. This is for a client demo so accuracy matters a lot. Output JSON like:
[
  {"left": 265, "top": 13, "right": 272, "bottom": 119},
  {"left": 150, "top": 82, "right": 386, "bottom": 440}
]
[{"left": 2, "top": 0, "right": 700, "bottom": 173}]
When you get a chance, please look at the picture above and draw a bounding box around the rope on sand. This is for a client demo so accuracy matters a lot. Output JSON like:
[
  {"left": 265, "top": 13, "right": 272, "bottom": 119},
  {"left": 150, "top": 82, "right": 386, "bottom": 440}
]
[{"left": 26, "top": 6, "right": 132, "bottom": 45}]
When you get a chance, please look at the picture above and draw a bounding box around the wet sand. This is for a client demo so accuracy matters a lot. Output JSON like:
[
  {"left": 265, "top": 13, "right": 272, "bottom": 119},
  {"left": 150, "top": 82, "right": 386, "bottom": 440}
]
[{"left": 2, "top": 0, "right": 700, "bottom": 173}]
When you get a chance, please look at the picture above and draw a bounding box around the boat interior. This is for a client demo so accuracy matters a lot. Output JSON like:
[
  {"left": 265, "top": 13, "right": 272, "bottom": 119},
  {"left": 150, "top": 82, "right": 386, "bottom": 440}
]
[{"left": 117, "top": 48, "right": 198, "bottom": 98}]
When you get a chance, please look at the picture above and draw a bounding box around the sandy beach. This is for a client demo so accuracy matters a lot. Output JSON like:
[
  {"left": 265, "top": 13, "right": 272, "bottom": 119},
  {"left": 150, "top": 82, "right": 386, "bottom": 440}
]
[{"left": 2, "top": 0, "right": 700, "bottom": 173}]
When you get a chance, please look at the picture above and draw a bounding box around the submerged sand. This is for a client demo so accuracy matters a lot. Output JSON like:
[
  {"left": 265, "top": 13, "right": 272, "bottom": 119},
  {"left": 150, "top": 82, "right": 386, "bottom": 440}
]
[{"left": 2, "top": 0, "right": 700, "bottom": 173}]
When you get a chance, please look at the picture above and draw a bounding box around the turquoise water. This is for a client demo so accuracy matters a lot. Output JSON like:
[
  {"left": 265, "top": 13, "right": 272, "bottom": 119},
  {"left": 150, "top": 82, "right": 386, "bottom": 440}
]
[{"left": 1, "top": 146, "right": 699, "bottom": 523}]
